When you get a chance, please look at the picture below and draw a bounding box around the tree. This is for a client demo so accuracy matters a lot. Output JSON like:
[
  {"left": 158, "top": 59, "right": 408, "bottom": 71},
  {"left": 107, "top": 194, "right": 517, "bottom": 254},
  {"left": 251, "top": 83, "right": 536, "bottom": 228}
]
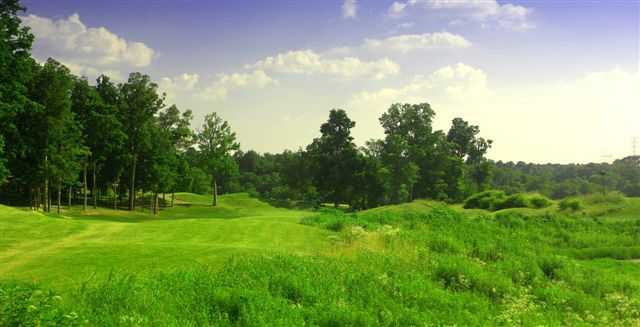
[
  {"left": 0, "top": 0, "right": 35, "bottom": 190},
  {"left": 447, "top": 118, "right": 493, "bottom": 193},
  {"left": 307, "top": 109, "right": 360, "bottom": 207},
  {"left": 29, "top": 58, "right": 84, "bottom": 212},
  {"left": 118, "top": 73, "right": 165, "bottom": 210},
  {"left": 196, "top": 113, "right": 239, "bottom": 206},
  {"left": 379, "top": 103, "right": 441, "bottom": 200},
  {"left": 0, "top": 136, "right": 8, "bottom": 184},
  {"left": 379, "top": 134, "right": 419, "bottom": 203},
  {"left": 158, "top": 104, "right": 194, "bottom": 207}
]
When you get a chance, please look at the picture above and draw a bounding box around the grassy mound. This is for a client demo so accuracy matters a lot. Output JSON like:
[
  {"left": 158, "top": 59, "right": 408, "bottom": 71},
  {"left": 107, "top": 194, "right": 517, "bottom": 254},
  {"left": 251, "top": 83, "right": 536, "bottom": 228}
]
[
  {"left": 463, "top": 191, "right": 552, "bottom": 211},
  {"left": 0, "top": 194, "right": 330, "bottom": 287},
  {"left": 3, "top": 195, "right": 640, "bottom": 325}
]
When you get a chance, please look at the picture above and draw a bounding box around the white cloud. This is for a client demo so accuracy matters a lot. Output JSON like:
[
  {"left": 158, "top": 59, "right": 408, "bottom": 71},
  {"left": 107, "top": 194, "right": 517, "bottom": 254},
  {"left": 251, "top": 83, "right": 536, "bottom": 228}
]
[
  {"left": 21, "top": 13, "right": 155, "bottom": 79},
  {"left": 397, "top": 22, "right": 415, "bottom": 29},
  {"left": 364, "top": 32, "right": 471, "bottom": 53},
  {"left": 201, "top": 70, "right": 277, "bottom": 101},
  {"left": 159, "top": 73, "right": 201, "bottom": 103},
  {"left": 388, "top": 1, "right": 409, "bottom": 17},
  {"left": 350, "top": 62, "right": 489, "bottom": 107},
  {"left": 342, "top": 0, "right": 358, "bottom": 19},
  {"left": 248, "top": 49, "right": 399, "bottom": 80},
  {"left": 61, "top": 61, "right": 125, "bottom": 82},
  {"left": 388, "top": 0, "right": 533, "bottom": 30},
  {"left": 349, "top": 64, "right": 640, "bottom": 163}
]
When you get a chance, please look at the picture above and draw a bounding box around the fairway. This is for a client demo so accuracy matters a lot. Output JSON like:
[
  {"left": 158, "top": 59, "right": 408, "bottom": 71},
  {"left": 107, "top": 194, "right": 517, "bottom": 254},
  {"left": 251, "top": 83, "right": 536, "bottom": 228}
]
[{"left": 0, "top": 193, "right": 331, "bottom": 287}]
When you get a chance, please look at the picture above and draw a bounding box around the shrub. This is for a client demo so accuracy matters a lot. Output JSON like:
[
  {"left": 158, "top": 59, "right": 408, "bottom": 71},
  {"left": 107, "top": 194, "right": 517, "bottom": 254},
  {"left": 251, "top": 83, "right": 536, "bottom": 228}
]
[
  {"left": 559, "top": 198, "right": 583, "bottom": 211},
  {"left": 463, "top": 190, "right": 506, "bottom": 210},
  {"left": 583, "top": 192, "right": 626, "bottom": 205},
  {"left": 529, "top": 195, "right": 552, "bottom": 209},
  {"left": 465, "top": 191, "right": 552, "bottom": 211},
  {"left": 494, "top": 194, "right": 529, "bottom": 210},
  {"left": 301, "top": 187, "right": 322, "bottom": 209}
]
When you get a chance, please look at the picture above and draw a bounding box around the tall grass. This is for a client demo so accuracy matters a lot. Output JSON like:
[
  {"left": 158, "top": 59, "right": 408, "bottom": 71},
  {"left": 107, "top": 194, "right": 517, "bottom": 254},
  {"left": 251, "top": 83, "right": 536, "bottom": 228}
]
[{"left": 2, "top": 199, "right": 640, "bottom": 325}]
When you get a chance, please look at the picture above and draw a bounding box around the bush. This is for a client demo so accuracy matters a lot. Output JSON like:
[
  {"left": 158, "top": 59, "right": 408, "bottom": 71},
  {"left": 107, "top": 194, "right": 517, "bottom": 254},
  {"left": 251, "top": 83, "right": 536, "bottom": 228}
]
[
  {"left": 301, "top": 186, "right": 322, "bottom": 209},
  {"left": 463, "top": 190, "right": 506, "bottom": 210},
  {"left": 559, "top": 198, "right": 583, "bottom": 212},
  {"left": 529, "top": 195, "right": 552, "bottom": 209},
  {"left": 494, "top": 194, "right": 529, "bottom": 210},
  {"left": 583, "top": 192, "right": 626, "bottom": 205},
  {"left": 464, "top": 191, "right": 552, "bottom": 211}
]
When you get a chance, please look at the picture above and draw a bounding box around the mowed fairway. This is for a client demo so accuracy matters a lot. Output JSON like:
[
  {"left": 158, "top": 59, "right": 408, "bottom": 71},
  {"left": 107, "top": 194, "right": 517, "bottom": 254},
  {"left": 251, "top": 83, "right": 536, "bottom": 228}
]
[{"left": 0, "top": 193, "right": 331, "bottom": 287}]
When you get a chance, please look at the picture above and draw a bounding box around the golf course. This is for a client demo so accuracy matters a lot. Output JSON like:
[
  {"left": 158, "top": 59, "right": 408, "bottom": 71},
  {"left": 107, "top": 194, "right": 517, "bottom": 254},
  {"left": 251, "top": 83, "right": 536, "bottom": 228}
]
[
  {"left": 0, "top": 193, "right": 331, "bottom": 286},
  {"left": 1, "top": 0, "right": 639, "bottom": 325},
  {"left": 2, "top": 192, "right": 640, "bottom": 325}
]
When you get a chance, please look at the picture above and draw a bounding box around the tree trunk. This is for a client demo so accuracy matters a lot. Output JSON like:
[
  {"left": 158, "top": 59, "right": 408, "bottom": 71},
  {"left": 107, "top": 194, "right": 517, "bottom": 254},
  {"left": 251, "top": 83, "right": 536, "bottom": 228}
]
[
  {"left": 162, "top": 193, "right": 165, "bottom": 208},
  {"left": 212, "top": 178, "right": 218, "bottom": 206},
  {"left": 68, "top": 186, "right": 72, "bottom": 209},
  {"left": 93, "top": 161, "right": 97, "bottom": 209},
  {"left": 129, "top": 156, "right": 137, "bottom": 211},
  {"left": 44, "top": 153, "right": 49, "bottom": 212},
  {"left": 150, "top": 191, "right": 154, "bottom": 214},
  {"left": 154, "top": 192, "right": 159, "bottom": 215},
  {"left": 57, "top": 180, "right": 61, "bottom": 214},
  {"left": 113, "top": 184, "right": 118, "bottom": 210},
  {"left": 171, "top": 192, "right": 175, "bottom": 207},
  {"left": 83, "top": 163, "right": 88, "bottom": 210}
]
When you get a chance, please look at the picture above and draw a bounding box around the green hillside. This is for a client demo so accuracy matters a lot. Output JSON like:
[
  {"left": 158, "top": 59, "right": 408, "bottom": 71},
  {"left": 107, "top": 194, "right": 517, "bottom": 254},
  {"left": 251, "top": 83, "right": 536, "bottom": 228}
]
[
  {"left": 2, "top": 193, "right": 640, "bottom": 325},
  {"left": 0, "top": 194, "right": 330, "bottom": 287}
]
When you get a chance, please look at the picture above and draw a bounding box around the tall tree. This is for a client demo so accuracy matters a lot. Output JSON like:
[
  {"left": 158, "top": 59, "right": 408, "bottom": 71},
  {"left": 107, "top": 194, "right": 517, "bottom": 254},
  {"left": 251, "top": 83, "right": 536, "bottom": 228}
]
[
  {"left": 196, "top": 113, "right": 239, "bottom": 206},
  {"left": 71, "top": 77, "right": 125, "bottom": 209},
  {"left": 447, "top": 117, "right": 493, "bottom": 193},
  {"left": 95, "top": 75, "right": 127, "bottom": 208},
  {"left": 379, "top": 103, "right": 441, "bottom": 200},
  {"left": 0, "top": 0, "right": 35, "bottom": 190},
  {"left": 307, "top": 109, "right": 359, "bottom": 207},
  {"left": 118, "top": 73, "right": 164, "bottom": 210},
  {"left": 29, "top": 58, "right": 81, "bottom": 212}
]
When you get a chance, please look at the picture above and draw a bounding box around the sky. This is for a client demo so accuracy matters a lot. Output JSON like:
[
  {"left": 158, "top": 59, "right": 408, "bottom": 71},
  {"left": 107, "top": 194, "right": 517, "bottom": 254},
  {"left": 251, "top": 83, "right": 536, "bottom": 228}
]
[{"left": 19, "top": 0, "right": 640, "bottom": 164}]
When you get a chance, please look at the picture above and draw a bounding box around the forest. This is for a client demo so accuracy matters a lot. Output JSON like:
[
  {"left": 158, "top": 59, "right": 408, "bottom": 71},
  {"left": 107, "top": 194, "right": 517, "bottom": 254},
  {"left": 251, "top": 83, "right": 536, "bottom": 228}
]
[{"left": 2, "top": 0, "right": 637, "bottom": 214}]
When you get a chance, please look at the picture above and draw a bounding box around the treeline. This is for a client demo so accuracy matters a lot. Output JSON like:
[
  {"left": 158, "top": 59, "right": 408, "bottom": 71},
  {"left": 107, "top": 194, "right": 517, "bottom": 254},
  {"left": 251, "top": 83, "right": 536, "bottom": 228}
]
[
  {"left": 0, "top": 1, "right": 240, "bottom": 213},
  {"left": 491, "top": 156, "right": 640, "bottom": 199},
  {"left": 2, "top": 1, "right": 635, "bottom": 213},
  {"left": 230, "top": 106, "right": 492, "bottom": 209},
  {"left": 0, "top": 0, "right": 495, "bottom": 212}
]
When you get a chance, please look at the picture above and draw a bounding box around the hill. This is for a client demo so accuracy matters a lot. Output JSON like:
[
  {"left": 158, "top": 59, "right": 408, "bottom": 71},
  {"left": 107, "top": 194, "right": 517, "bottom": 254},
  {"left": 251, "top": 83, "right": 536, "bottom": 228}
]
[
  {"left": 2, "top": 194, "right": 640, "bottom": 325},
  {"left": 0, "top": 194, "right": 330, "bottom": 287}
]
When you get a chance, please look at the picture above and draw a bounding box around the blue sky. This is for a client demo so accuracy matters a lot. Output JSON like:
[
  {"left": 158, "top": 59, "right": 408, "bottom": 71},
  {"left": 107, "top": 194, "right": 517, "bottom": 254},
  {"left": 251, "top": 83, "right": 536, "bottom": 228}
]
[{"left": 20, "top": 0, "right": 640, "bottom": 163}]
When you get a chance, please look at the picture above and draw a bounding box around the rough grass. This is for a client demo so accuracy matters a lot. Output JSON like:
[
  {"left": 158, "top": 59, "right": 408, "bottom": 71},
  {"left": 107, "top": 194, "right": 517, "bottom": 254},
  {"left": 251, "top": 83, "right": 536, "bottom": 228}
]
[{"left": 2, "top": 194, "right": 640, "bottom": 325}]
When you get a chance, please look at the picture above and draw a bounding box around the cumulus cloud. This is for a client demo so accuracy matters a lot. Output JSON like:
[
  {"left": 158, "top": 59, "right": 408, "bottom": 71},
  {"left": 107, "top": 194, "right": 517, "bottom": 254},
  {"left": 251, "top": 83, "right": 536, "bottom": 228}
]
[
  {"left": 350, "top": 63, "right": 489, "bottom": 107},
  {"left": 247, "top": 49, "right": 399, "bottom": 80},
  {"left": 342, "top": 0, "right": 358, "bottom": 19},
  {"left": 201, "top": 70, "right": 277, "bottom": 101},
  {"left": 159, "top": 73, "right": 201, "bottom": 103},
  {"left": 388, "top": 0, "right": 533, "bottom": 30},
  {"left": 21, "top": 13, "right": 155, "bottom": 80},
  {"left": 349, "top": 64, "right": 640, "bottom": 163},
  {"left": 364, "top": 32, "right": 471, "bottom": 53}
]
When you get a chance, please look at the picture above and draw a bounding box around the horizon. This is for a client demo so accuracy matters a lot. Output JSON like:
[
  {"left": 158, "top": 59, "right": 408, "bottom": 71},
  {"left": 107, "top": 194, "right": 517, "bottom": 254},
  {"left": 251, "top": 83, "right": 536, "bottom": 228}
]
[{"left": 20, "top": 0, "right": 640, "bottom": 164}]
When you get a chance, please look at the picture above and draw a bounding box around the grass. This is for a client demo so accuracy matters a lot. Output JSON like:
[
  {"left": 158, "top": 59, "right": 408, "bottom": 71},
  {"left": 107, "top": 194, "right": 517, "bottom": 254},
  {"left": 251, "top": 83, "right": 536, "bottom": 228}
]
[
  {"left": 0, "top": 193, "right": 331, "bottom": 287},
  {"left": 2, "top": 193, "right": 640, "bottom": 325}
]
